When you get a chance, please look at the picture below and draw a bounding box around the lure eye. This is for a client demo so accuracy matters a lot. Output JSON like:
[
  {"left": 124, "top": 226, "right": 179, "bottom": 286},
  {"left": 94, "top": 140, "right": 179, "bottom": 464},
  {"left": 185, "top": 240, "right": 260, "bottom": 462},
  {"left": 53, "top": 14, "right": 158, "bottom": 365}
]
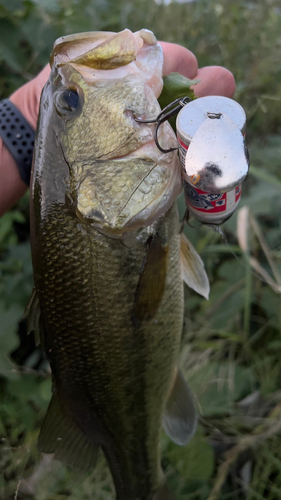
[{"left": 55, "top": 88, "right": 80, "bottom": 116}]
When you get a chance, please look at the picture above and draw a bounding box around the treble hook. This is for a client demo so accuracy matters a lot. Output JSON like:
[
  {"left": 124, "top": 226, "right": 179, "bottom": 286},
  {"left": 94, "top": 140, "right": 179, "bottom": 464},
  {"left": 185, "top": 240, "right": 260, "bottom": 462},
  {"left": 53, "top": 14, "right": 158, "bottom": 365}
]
[{"left": 134, "top": 96, "right": 191, "bottom": 154}]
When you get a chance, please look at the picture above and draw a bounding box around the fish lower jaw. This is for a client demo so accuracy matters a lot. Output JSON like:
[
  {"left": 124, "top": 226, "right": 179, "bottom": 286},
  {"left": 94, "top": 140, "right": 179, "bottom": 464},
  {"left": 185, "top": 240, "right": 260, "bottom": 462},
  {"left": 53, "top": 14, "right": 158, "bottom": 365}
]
[
  {"left": 75, "top": 175, "right": 180, "bottom": 239},
  {"left": 75, "top": 207, "right": 125, "bottom": 238},
  {"left": 75, "top": 209, "right": 144, "bottom": 239},
  {"left": 75, "top": 143, "right": 182, "bottom": 237}
]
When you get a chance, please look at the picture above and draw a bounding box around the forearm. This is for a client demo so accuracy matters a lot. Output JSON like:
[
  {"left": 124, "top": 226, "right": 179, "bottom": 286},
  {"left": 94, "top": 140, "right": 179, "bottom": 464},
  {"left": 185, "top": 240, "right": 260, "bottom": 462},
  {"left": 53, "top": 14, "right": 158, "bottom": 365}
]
[
  {"left": 0, "top": 140, "right": 27, "bottom": 216},
  {"left": 0, "top": 79, "right": 41, "bottom": 216}
]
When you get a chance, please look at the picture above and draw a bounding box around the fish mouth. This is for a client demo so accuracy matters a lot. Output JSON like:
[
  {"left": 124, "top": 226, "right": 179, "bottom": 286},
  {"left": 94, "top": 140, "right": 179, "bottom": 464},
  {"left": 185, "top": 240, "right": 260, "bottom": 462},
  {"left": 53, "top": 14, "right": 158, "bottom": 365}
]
[
  {"left": 51, "top": 28, "right": 181, "bottom": 235},
  {"left": 75, "top": 141, "right": 181, "bottom": 237}
]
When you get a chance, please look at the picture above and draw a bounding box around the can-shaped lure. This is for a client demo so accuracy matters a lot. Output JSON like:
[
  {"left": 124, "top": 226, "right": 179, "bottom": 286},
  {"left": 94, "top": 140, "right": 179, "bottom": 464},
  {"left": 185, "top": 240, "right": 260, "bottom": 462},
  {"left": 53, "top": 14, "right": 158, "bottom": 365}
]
[{"left": 176, "top": 96, "right": 249, "bottom": 225}]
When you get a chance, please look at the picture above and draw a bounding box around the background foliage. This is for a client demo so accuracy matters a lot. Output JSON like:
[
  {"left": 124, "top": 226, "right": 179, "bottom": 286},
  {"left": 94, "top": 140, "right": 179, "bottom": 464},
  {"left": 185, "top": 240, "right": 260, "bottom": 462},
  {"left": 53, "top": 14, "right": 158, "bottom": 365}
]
[{"left": 1, "top": 0, "right": 281, "bottom": 498}]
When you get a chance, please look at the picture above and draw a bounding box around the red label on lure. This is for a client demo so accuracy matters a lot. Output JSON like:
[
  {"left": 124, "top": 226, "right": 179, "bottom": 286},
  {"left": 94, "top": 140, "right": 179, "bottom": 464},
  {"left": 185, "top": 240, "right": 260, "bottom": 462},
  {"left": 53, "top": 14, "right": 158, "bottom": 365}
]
[
  {"left": 177, "top": 136, "right": 189, "bottom": 168},
  {"left": 184, "top": 181, "right": 228, "bottom": 213},
  {"left": 235, "top": 185, "right": 242, "bottom": 203}
]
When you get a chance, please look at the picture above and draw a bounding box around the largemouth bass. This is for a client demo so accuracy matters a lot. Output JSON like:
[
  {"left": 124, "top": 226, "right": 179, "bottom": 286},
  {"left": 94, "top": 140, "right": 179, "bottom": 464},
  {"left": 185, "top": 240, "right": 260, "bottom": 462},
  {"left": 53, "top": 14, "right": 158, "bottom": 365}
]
[{"left": 28, "top": 29, "right": 209, "bottom": 500}]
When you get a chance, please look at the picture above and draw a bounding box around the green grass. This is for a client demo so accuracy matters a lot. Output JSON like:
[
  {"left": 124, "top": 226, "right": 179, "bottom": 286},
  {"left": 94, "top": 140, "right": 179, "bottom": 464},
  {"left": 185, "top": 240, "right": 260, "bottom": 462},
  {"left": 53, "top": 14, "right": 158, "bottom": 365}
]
[{"left": 1, "top": 0, "right": 281, "bottom": 498}]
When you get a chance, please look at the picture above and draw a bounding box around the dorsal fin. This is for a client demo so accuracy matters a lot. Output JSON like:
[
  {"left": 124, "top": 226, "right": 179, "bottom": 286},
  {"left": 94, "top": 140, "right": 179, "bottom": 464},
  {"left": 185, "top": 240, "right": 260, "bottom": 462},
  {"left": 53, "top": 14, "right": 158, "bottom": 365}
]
[{"left": 38, "top": 390, "right": 99, "bottom": 471}]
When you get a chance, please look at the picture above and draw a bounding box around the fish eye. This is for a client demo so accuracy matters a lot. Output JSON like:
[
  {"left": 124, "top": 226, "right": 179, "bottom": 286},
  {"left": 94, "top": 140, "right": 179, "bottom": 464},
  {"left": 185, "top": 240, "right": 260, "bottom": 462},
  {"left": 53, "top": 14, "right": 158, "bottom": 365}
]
[
  {"left": 55, "top": 88, "right": 80, "bottom": 115},
  {"left": 63, "top": 89, "right": 79, "bottom": 110}
]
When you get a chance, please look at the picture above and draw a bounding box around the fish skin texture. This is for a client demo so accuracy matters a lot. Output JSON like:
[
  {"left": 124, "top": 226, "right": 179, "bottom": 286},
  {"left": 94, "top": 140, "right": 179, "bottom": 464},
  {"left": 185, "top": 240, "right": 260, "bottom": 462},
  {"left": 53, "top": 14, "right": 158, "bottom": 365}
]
[{"left": 30, "top": 29, "right": 187, "bottom": 500}]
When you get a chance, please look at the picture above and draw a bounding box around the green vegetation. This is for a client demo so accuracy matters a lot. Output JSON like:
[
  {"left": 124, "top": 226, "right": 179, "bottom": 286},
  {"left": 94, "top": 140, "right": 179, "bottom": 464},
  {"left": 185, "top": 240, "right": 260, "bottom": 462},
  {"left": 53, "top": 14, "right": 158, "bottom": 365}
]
[{"left": 1, "top": 0, "right": 281, "bottom": 498}]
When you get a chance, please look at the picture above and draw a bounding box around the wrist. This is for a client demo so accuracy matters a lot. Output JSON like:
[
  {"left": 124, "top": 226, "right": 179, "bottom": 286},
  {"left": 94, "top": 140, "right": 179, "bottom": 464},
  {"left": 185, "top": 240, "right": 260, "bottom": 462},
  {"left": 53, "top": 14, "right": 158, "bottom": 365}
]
[
  {"left": 0, "top": 66, "right": 49, "bottom": 216},
  {"left": 0, "top": 139, "right": 27, "bottom": 216},
  {"left": 0, "top": 81, "right": 37, "bottom": 214}
]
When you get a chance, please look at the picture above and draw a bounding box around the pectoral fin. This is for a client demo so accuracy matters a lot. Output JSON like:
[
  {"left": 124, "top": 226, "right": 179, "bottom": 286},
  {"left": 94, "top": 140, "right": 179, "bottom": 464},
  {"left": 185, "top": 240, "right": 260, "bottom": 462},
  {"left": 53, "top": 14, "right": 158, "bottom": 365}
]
[
  {"left": 24, "top": 288, "right": 42, "bottom": 346},
  {"left": 180, "top": 233, "right": 210, "bottom": 299},
  {"left": 132, "top": 236, "right": 168, "bottom": 327},
  {"left": 163, "top": 368, "right": 198, "bottom": 445},
  {"left": 38, "top": 390, "right": 99, "bottom": 471}
]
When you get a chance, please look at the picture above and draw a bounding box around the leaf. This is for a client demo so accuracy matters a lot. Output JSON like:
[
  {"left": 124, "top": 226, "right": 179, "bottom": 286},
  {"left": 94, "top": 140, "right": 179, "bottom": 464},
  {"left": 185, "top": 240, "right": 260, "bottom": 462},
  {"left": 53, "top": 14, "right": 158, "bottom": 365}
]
[
  {"left": 249, "top": 256, "right": 281, "bottom": 294},
  {"left": 250, "top": 165, "right": 281, "bottom": 191},
  {"left": 0, "top": 0, "right": 24, "bottom": 13},
  {"left": 163, "top": 427, "right": 214, "bottom": 480},
  {"left": 7, "top": 375, "right": 51, "bottom": 411},
  {"left": 20, "top": 14, "right": 57, "bottom": 57},
  {"left": 158, "top": 72, "right": 199, "bottom": 131},
  {"left": 0, "top": 303, "right": 23, "bottom": 375},
  {"left": 0, "top": 19, "right": 26, "bottom": 72},
  {"left": 261, "top": 287, "right": 281, "bottom": 328},
  {"left": 0, "top": 243, "right": 33, "bottom": 309},
  {"left": 240, "top": 177, "right": 281, "bottom": 217},
  {"left": 0, "top": 211, "right": 25, "bottom": 247},
  {"left": 30, "top": 0, "right": 61, "bottom": 13},
  {"left": 187, "top": 362, "right": 257, "bottom": 417},
  {"left": 159, "top": 72, "right": 199, "bottom": 109}
]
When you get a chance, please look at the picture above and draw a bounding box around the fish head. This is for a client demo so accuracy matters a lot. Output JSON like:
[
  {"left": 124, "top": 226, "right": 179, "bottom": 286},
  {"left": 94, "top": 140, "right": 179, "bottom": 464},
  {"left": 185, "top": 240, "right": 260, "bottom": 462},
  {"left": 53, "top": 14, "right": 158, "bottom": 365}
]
[{"left": 44, "top": 30, "right": 181, "bottom": 235}]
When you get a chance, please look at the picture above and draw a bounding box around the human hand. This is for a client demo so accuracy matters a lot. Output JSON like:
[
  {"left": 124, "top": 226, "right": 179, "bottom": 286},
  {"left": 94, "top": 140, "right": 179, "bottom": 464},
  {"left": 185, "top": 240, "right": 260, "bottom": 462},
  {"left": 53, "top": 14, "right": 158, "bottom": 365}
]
[
  {"left": 9, "top": 65, "right": 51, "bottom": 130},
  {"left": 160, "top": 42, "right": 235, "bottom": 98},
  {"left": 0, "top": 41, "right": 235, "bottom": 216},
  {"left": 10, "top": 42, "right": 235, "bottom": 132},
  {"left": 0, "top": 65, "right": 51, "bottom": 215},
  {"left": 9, "top": 42, "right": 235, "bottom": 131}
]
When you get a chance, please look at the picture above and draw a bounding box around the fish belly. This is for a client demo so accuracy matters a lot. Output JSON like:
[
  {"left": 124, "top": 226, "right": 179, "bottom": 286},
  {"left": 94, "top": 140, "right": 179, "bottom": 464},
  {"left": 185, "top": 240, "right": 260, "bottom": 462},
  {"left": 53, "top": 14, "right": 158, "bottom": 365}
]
[{"left": 31, "top": 201, "right": 183, "bottom": 500}]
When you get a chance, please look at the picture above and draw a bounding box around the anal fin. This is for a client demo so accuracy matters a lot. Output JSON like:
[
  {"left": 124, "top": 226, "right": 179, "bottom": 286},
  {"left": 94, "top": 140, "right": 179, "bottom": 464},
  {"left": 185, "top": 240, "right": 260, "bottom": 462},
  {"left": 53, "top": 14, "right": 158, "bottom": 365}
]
[
  {"left": 38, "top": 390, "right": 99, "bottom": 472},
  {"left": 162, "top": 368, "right": 198, "bottom": 445}
]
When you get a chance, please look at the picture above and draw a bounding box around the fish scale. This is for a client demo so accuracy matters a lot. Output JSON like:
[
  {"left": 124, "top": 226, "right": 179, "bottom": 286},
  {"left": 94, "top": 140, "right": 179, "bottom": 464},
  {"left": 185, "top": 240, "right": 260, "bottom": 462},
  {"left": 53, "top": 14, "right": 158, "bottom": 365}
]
[
  {"left": 34, "top": 200, "right": 183, "bottom": 499},
  {"left": 30, "top": 29, "right": 199, "bottom": 500}
]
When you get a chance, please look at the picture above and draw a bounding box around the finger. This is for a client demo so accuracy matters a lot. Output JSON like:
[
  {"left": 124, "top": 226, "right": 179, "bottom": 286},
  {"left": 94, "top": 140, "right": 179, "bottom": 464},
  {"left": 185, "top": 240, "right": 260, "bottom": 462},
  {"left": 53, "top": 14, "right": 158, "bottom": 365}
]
[
  {"left": 35, "top": 64, "right": 51, "bottom": 88},
  {"left": 32, "top": 64, "right": 51, "bottom": 126},
  {"left": 192, "top": 66, "right": 236, "bottom": 98},
  {"left": 159, "top": 42, "right": 198, "bottom": 79}
]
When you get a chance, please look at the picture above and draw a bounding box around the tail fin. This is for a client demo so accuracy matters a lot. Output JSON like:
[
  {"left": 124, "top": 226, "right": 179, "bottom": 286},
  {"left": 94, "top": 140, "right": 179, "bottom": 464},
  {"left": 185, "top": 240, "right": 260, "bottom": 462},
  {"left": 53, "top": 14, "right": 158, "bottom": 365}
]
[{"left": 154, "top": 482, "right": 175, "bottom": 500}]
